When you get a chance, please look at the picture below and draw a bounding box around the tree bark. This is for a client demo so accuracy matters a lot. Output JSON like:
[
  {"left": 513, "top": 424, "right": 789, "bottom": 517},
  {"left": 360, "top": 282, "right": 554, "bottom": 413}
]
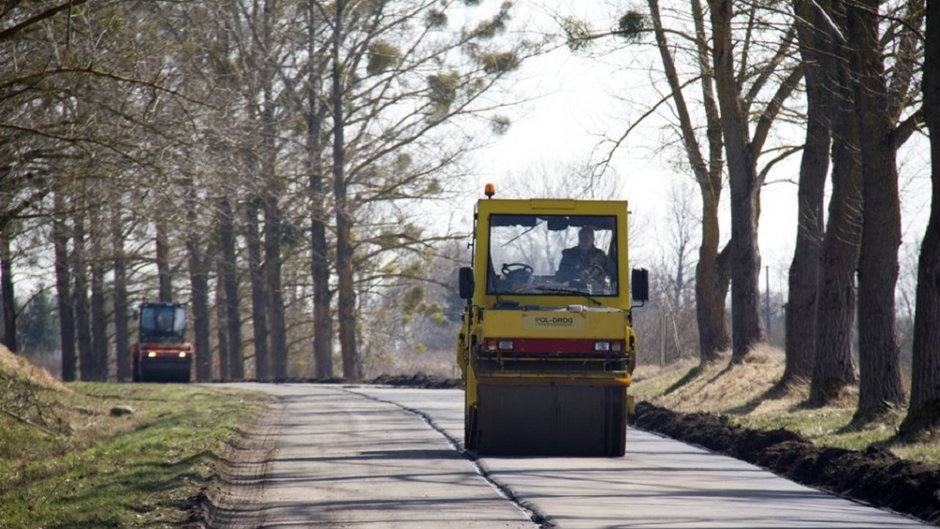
[
  {"left": 53, "top": 194, "right": 76, "bottom": 381},
  {"left": 1, "top": 229, "right": 17, "bottom": 352},
  {"left": 810, "top": 3, "right": 860, "bottom": 404},
  {"left": 187, "top": 225, "right": 213, "bottom": 383},
  {"left": 73, "top": 211, "right": 93, "bottom": 381},
  {"left": 333, "top": 0, "right": 362, "bottom": 380},
  {"left": 218, "top": 196, "right": 242, "bottom": 381},
  {"left": 90, "top": 228, "right": 109, "bottom": 381},
  {"left": 851, "top": 0, "right": 905, "bottom": 424},
  {"left": 696, "top": 201, "right": 731, "bottom": 362},
  {"left": 215, "top": 263, "right": 230, "bottom": 381},
  {"left": 245, "top": 199, "right": 270, "bottom": 381},
  {"left": 784, "top": 0, "right": 833, "bottom": 384},
  {"left": 708, "top": 0, "right": 763, "bottom": 362},
  {"left": 306, "top": 0, "right": 334, "bottom": 379},
  {"left": 112, "top": 205, "right": 131, "bottom": 382},
  {"left": 88, "top": 204, "right": 109, "bottom": 382},
  {"left": 184, "top": 175, "right": 214, "bottom": 384},
  {"left": 263, "top": 193, "right": 288, "bottom": 380},
  {"left": 899, "top": 0, "right": 940, "bottom": 439},
  {"left": 155, "top": 217, "right": 173, "bottom": 302}
]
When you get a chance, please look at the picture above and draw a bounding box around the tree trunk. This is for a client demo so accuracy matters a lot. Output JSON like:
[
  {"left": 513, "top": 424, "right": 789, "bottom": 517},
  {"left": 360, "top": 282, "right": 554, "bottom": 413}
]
[
  {"left": 218, "top": 196, "right": 242, "bottom": 381},
  {"left": 186, "top": 190, "right": 213, "bottom": 383},
  {"left": 649, "top": 0, "right": 729, "bottom": 363},
  {"left": 187, "top": 238, "right": 213, "bottom": 382},
  {"left": 73, "top": 211, "right": 93, "bottom": 381},
  {"left": 784, "top": 0, "right": 833, "bottom": 384},
  {"left": 899, "top": 0, "right": 940, "bottom": 439},
  {"left": 90, "top": 238, "right": 109, "bottom": 381},
  {"left": 263, "top": 195, "right": 288, "bottom": 380},
  {"left": 851, "top": 0, "right": 905, "bottom": 424},
  {"left": 89, "top": 207, "right": 109, "bottom": 382},
  {"left": 245, "top": 199, "right": 270, "bottom": 381},
  {"left": 215, "top": 264, "right": 230, "bottom": 381},
  {"left": 709, "top": 0, "right": 763, "bottom": 362},
  {"left": 156, "top": 217, "right": 173, "bottom": 302},
  {"left": 333, "top": 0, "right": 361, "bottom": 380},
  {"left": 53, "top": 194, "right": 76, "bottom": 381},
  {"left": 1, "top": 229, "right": 17, "bottom": 352},
  {"left": 696, "top": 198, "right": 731, "bottom": 362},
  {"left": 112, "top": 205, "right": 131, "bottom": 382},
  {"left": 260, "top": 0, "right": 289, "bottom": 382},
  {"left": 306, "top": 1, "right": 334, "bottom": 378},
  {"left": 810, "top": 8, "right": 861, "bottom": 404}
]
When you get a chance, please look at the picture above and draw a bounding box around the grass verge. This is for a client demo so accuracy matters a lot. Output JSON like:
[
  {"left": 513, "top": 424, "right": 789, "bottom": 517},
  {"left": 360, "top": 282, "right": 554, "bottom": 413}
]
[
  {"left": 631, "top": 345, "right": 940, "bottom": 465},
  {"left": 0, "top": 376, "right": 270, "bottom": 529}
]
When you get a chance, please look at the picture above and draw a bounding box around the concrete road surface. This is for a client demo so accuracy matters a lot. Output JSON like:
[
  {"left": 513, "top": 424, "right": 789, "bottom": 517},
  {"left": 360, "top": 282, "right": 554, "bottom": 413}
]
[{"left": 225, "top": 383, "right": 929, "bottom": 529}]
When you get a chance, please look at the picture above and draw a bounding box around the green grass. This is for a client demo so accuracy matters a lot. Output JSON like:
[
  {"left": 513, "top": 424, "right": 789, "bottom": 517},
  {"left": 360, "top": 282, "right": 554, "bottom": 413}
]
[{"left": 0, "top": 382, "right": 270, "bottom": 529}]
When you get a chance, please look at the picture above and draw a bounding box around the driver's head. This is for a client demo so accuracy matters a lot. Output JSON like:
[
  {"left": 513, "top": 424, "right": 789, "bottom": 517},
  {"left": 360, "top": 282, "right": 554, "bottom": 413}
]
[{"left": 578, "top": 227, "right": 595, "bottom": 250}]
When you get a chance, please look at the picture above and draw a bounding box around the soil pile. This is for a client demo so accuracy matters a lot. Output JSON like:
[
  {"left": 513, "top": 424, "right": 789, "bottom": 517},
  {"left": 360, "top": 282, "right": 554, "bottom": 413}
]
[
  {"left": 633, "top": 402, "right": 940, "bottom": 525},
  {"left": 270, "top": 373, "right": 460, "bottom": 388},
  {"left": 370, "top": 373, "right": 460, "bottom": 389}
]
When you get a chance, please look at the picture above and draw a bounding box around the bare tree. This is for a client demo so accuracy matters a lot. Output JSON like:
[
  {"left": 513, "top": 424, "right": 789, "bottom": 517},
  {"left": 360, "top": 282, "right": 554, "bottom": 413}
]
[
  {"left": 0, "top": 226, "right": 17, "bottom": 351},
  {"left": 52, "top": 192, "right": 76, "bottom": 381},
  {"left": 217, "top": 195, "right": 243, "bottom": 380},
  {"left": 899, "top": 0, "right": 940, "bottom": 440},
  {"left": 852, "top": 0, "right": 922, "bottom": 425},
  {"left": 808, "top": 0, "right": 861, "bottom": 405},
  {"left": 587, "top": 1, "right": 799, "bottom": 363},
  {"left": 708, "top": 0, "right": 804, "bottom": 362},
  {"left": 111, "top": 203, "right": 131, "bottom": 381},
  {"left": 615, "top": 0, "right": 732, "bottom": 364},
  {"left": 783, "top": 0, "right": 836, "bottom": 384},
  {"left": 302, "top": 1, "right": 334, "bottom": 379}
]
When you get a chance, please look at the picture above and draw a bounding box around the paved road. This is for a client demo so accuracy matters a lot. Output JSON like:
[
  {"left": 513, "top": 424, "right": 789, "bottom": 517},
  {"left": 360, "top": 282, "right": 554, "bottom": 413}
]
[{"left": 224, "top": 383, "right": 929, "bottom": 529}]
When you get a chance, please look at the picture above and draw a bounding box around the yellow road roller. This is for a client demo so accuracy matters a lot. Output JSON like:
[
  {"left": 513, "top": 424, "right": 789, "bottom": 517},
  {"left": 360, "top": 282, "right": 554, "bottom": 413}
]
[{"left": 457, "top": 185, "right": 648, "bottom": 456}]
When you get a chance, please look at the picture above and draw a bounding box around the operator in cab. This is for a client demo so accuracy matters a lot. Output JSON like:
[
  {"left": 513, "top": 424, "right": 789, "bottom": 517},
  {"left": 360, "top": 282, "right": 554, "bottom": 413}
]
[{"left": 555, "top": 226, "right": 610, "bottom": 284}]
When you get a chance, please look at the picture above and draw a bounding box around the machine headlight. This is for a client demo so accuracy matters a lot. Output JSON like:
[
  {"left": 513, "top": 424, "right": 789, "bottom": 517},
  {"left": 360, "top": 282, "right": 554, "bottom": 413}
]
[
  {"left": 594, "top": 341, "right": 611, "bottom": 352},
  {"left": 497, "top": 340, "right": 514, "bottom": 351},
  {"left": 147, "top": 352, "right": 157, "bottom": 358},
  {"left": 178, "top": 352, "right": 188, "bottom": 358}
]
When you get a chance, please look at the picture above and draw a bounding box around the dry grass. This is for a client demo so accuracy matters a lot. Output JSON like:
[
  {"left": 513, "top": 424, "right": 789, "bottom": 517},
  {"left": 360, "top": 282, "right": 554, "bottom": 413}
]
[
  {"left": 0, "top": 345, "right": 71, "bottom": 393},
  {"left": 631, "top": 344, "right": 940, "bottom": 465}
]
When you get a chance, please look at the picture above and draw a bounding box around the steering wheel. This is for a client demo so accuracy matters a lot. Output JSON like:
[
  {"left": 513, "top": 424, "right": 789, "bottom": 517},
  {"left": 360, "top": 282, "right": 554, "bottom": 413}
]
[
  {"left": 501, "top": 262, "right": 533, "bottom": 282},
  {"left": 586, "top": 264, "right": 607, "bottom": 281}
]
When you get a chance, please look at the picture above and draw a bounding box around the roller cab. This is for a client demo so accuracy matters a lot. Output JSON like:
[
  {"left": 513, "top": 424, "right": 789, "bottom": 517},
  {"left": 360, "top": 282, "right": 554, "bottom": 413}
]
[{"left": 457, "top": 189, "right": 648, "bottom": 456}]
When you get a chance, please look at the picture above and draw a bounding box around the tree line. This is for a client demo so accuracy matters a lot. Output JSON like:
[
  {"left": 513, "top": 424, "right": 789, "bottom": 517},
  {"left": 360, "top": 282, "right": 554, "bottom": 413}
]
[
  {"left": 2, "top": 1, "right": 938, "bottom": 440},
  {"left": 1, "top": 0, "right": 525, "bottom": 381},
  {"left": 567, "top": 0, "right": 936, "bottom": 439}
]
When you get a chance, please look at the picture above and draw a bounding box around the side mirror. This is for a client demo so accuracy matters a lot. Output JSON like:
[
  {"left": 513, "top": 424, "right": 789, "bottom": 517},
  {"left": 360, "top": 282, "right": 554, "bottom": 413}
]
[
  {"left": 631, "top": 268, "right": 649, "bottom": 303},
  {"left": 458, "top": 267, "right": 475, "bottom": 300}
]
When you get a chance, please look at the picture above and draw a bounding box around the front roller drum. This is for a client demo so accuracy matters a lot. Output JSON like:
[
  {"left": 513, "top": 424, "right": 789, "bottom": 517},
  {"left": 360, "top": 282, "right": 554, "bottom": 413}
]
[
  {"left": 135, "top": 358, "right": 192, "bottom": 383},
  {"left": 472, "top": 384, "right": 627, "bottom": 457}
]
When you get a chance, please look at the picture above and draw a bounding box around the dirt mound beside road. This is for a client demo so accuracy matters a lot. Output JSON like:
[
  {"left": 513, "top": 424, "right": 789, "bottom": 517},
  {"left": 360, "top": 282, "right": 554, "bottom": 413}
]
[
  {"left": 633, "top": 402, "right": 940, "bottom": 526},
  {"left": 370, "top": 373, "right": 461, "bottom": 389}
]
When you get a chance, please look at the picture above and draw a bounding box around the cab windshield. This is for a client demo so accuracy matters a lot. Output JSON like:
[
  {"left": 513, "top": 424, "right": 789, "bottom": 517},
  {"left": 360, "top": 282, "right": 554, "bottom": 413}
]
[
  {"left": 140, "top": 305, "right": 187, "bottom": 342},
  {"left": 486, "top": 214, "right": 619, "bottom": 297}
]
